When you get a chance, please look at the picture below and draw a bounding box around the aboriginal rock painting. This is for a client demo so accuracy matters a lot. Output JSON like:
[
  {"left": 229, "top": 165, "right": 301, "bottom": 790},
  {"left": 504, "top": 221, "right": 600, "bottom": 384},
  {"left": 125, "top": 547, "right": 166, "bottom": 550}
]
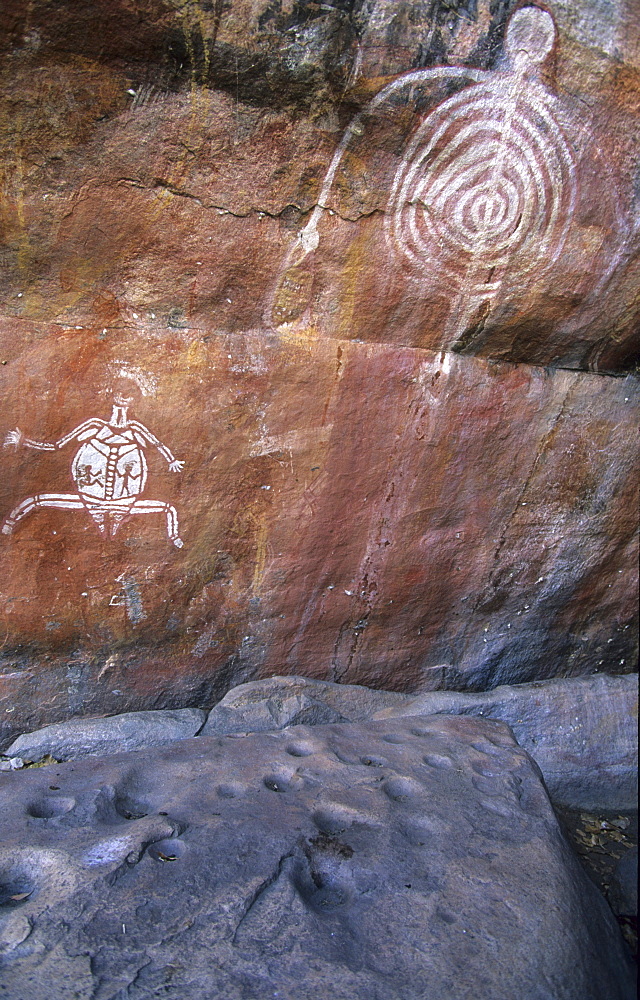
[
  {"left": 2, "top": 391, "right": 184, "bottom": 547},
  {"left": 268, "top": 6, "right": 623, "bottom": 341},
  {"left": 384, "top": 8, "right": 575, "bottom": 304}
]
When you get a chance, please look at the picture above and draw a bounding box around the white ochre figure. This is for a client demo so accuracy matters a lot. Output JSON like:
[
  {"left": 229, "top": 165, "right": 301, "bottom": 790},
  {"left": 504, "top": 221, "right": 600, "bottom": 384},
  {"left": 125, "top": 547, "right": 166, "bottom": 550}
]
[
  {"left": 2, "top": 391, "right": 184, "bottom": 547},
  {"left": 265, "top": 5, "right": 625, "bottom": 345}
]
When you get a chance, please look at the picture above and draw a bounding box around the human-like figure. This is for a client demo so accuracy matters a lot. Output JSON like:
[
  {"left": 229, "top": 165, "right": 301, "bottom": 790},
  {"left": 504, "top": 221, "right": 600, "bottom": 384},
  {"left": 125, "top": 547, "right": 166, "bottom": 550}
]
[
  {"left": 2, "top": 390, "right": 185, "bottom": 547},
  {"left": 266, "top": 6, "right": 620, "bottom": 344}
]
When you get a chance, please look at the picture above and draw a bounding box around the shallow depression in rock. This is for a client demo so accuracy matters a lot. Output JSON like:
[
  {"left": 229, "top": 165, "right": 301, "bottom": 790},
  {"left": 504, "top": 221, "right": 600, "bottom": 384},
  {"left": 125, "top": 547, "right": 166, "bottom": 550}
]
[
  {"left": 147, "top": 838, "right": 187, "bottom": 862},
  {"left": 26, "top": 795, "right": 76, "bottom": 819}
]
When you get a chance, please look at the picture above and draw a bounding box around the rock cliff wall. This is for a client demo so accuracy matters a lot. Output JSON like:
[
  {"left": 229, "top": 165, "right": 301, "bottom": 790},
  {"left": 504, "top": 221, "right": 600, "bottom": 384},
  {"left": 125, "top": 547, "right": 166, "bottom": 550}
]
[{"left": 0, "top": 0, "right": 637, "bottom": 740}]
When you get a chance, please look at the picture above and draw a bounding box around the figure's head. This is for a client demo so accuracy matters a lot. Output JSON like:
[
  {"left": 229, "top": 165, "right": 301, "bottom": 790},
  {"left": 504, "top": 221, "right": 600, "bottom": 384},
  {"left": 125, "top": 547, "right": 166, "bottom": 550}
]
[
  {"left": 506, "top": 7, "right": 555, "bottom": 72},
  {"left": 111, "top": 378, "right": 141, "bottom": 409}
]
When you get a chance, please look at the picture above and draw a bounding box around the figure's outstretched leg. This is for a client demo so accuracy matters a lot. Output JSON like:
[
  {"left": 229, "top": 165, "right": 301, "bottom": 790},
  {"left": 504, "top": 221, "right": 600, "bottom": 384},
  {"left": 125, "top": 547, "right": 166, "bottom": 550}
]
[
  {"left": 108, "top": 511, "right": 129, "bottom": 539},
  {"left": 2, "top": 493, "right": 85, "bottom": 534},
  {"left": 129, "top": 499, "right": 184, "bottom": 548},
  {"left": 86, "top": 509, "right": 107, "bottom": 537}
]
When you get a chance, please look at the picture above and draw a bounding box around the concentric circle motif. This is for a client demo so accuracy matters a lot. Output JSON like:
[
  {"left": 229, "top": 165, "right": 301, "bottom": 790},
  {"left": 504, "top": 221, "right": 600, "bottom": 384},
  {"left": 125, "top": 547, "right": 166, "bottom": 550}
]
[{"left": 385, "top": 82, "right": 578, "bottom": 295}]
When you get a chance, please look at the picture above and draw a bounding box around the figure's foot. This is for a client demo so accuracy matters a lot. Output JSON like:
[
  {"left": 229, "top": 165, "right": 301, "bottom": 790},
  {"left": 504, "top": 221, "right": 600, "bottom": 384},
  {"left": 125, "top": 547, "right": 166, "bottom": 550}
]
[
  {"left": 2, "top": 522, "right": 13, "bottom": 535},
  {"left": 109, "top": 517, "right": 126, "bottom": 539},
  {"left": 173, "top": 537, "right": 184, "bottom": 548},
  {"left": 87, "top": 511, "right": 107, "bottom": 536}
]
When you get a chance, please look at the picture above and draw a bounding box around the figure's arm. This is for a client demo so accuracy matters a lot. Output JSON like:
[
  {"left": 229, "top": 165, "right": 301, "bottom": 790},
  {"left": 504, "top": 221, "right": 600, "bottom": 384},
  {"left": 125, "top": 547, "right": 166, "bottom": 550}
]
[
  {"left": 4, "top": 428, "right": 54, "bottom": 450},
  {"left": 3, "top": 419, "right": 104, "bottom": 451},
  {"left": 130, "top": 421, "right": 184, "bottom": 472},
  {"left": 56, "top": 419, "right": 106, "bottom": 447}
]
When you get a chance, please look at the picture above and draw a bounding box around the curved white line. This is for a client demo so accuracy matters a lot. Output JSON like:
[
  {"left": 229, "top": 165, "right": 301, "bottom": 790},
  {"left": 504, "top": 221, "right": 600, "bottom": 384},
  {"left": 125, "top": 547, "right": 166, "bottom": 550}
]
[{"left": 387, "top": 82, "right": 579, "bottom": 286}]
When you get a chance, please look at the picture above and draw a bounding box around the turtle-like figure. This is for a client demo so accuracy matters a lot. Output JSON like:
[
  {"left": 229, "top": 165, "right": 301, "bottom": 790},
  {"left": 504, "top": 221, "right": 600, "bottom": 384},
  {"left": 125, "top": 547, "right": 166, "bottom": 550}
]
[{"left": 2, "top": 390, "right": 184, "bottom": 547}]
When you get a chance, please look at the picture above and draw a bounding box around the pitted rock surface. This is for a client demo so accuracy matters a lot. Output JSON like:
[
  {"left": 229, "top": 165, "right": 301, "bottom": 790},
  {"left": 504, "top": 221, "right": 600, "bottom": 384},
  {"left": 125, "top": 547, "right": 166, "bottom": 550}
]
[
  {"left": 199, "top": 672, "right": 639, "bottom": 811},
  {"left": 5, "top": 708, "right": 206, "bottom": 763},
  {"left": 0, "top": 716, "right": 634, "bottom": 1000},
  {"left": 374, "top": 672, "right": 639, "bottom": 812}
]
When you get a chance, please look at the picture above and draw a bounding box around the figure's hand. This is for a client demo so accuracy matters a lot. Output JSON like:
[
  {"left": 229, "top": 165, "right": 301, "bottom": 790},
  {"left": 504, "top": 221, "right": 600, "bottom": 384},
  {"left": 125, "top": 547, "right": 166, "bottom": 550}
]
[
  {"left": 3, "top": 428, "right": 23, "bottom": 448},
  {"left": 169, "top": 460, "right": 184, "bottom": 473}
]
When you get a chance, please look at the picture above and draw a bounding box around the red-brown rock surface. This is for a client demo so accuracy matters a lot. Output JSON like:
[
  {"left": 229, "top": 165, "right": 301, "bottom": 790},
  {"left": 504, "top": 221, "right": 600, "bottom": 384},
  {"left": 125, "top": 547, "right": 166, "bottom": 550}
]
[{"left": 0, "top": 0, "right": 637, "bottom": 739}]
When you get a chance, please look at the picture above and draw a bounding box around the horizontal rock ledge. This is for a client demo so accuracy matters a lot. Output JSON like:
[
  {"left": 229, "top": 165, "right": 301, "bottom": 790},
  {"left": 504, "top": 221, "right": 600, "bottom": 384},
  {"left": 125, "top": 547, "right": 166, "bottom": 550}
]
[
  {"left": 4, "top": 674, "right": 637, "bottom": 814},
  {"left": 4, "top": 708, "right": 206, "bottom": 764}
]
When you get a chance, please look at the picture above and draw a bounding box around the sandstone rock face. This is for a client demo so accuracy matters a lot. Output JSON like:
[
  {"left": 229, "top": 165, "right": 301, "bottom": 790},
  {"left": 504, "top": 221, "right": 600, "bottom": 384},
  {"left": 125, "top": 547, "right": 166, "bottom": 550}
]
[
  {"left": 0, "top": 328, "right": 635, "bottom": 739},
  {"left": 0, "top": 1, "right": 637, "bottom": 367},
  {"left": 0, "top": 1, "right": 638, "bottom": 731},
  {"left": 0, "top": 716, "right": 635, "bottom": 999},
  {"left": 5, "top": 708, "right": 205, "bottom": 763}
]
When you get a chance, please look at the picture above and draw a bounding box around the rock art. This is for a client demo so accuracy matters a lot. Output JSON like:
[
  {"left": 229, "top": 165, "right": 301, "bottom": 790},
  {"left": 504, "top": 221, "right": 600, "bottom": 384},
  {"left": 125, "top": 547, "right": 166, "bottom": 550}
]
[
  {"left": 0, "top": 716, "right": 635, "bottom": 999},
  {"left": 267, "top": 5, "right": 636, "bottom": 367},
  {"left": 1, "top": 2, "right": 637, "bottom": 368},
  {"left": 2, "top": 386, "right": 185, "bottom": 547},
  {"left": 0, "top": 0, "right": 638, "bottom": 729},
  {"left": 0, "top": 328, "right": 636, "bottom": 740},
  {"left": 5, "top": 708, "right": 205, "bottom": 763}
]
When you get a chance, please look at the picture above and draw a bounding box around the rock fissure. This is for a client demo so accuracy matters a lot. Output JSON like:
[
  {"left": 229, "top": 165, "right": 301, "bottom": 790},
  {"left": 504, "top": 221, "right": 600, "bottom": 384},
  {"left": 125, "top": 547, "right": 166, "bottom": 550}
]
[
  {"left": 231, "top": 849, "right": 297, "bottom": 945},
  {"left": 472, "top": 376, "right": 579, "bottom": 615},
  {"left": 117, "top": 175, "right": 387, "bottom": 224}
]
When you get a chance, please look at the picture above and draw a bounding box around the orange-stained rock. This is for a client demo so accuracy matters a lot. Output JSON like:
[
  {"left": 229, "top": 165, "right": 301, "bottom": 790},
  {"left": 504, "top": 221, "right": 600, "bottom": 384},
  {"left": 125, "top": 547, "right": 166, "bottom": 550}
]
[
  {"left": 0, "top": 0, "right": 637, "bottom": 371},
  {"left": 0, "top": 316, "right": 636, "bottom": 742},
  {"left": 0, "top": 0, "right": 638, "bottom": 738}
]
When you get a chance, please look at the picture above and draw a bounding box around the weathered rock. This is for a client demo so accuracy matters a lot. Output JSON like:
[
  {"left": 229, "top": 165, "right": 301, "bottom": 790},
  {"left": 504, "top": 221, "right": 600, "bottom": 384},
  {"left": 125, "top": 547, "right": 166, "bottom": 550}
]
[
  {"left": 609, "top": 847, "right": 638, "bottom": 917},
  {"left": 0, "top": 0, "right": 638, "bottom": 731},
  {"left": 5, "top": 708, "right": 205, "bottom": 763},
  {"left": 374, "top": 673, "right": 639, "bottom": 811},
  {"left": 0, "top": 328, "right": 636, "bottom": 742},
  {"left": 0, "top": 757, "right": 24, "bottom": 772},
  {"left": 0, "top": 716, "right": 635, "bottom": 999},
  {"left": 202, "top": 672, "right": 638, "bottom": 811},
  {"left": 0, "top": 2, "right": 637, "bottom": 367},
  {"left": 201, "top": 674, "right": 414, "bottom": 736}
]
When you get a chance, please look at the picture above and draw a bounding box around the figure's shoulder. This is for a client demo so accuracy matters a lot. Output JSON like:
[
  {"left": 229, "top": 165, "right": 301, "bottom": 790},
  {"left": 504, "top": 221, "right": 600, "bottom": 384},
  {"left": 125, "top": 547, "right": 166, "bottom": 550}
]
[
  {"left": 129, "top": 419, "right": 160, "bottom": 439},
  {"left": 91, "top": 421, "right": 112, "bottom": 437},
  {"left": 65, "top": 417, "right": 107, "bottom": 443},
  {"left": 77, "top": 416, "right": 106, "bottom": 430},
  {"left": 128, "top": 420, "right": 152, "bottom": 445}
]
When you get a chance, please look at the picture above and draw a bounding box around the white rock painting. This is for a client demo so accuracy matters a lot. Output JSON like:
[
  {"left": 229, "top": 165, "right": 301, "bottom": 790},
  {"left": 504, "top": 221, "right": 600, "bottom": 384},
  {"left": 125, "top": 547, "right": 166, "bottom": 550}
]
[{"left": 2, "top": 384, "right": 184, "bottom": 548}]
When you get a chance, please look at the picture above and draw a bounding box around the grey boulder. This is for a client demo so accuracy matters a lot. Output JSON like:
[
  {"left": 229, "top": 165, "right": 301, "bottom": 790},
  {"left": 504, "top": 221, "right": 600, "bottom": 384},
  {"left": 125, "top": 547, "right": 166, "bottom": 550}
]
[
  {"left": 201, "top": 674, "right": 413, "bottom": 736},
  {"left": 373, "top": 673, "right": 638, "bottom": 811},
  {"left": 0, "top": 716, "right": 634, "bottom": 1000},
  {"left": 4, "top": 708, "right": 206, "bottom": 762},
  {"left": 608, "top": 847, "right": 638, "bottom": 917}
]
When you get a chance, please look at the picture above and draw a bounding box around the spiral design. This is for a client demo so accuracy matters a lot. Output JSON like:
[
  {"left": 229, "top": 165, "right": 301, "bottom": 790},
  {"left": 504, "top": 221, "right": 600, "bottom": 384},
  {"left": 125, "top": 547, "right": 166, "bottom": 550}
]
[{"left": 386, "top": 81, "right": 578, "bottom": 295}]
